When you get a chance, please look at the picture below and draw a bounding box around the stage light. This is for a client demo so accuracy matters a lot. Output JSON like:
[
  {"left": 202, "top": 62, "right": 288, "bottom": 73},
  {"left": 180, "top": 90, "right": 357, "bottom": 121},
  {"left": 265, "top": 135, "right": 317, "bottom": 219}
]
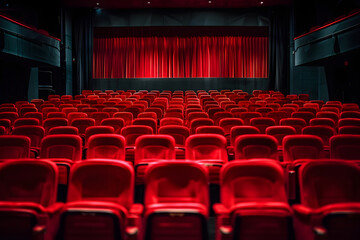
[
  {"left": 260, "top": 1, "right": 264, "bottom": 4},
  {"left": 208, "top": 0, "right": 212, "bottom": 3}
]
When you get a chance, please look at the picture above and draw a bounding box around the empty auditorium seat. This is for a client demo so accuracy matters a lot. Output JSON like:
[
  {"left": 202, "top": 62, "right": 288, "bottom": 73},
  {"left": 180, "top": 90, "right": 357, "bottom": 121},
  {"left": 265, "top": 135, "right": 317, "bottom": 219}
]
[
  {"left": 219, "top": 118, "right": 244, "bottom": 136},
  {"left": 266, "top": 126, "right": 297, "bottom": 147},
  {"left": 0, "top": 112, "right": 19, "bottom": 125},
  {"left": 185, "top": 134, "right": 227, "bottom": 183},
  {"left": 239, "top": 112, "right": 262, "bottom": 125},
  {"left": 338, "top": 118, "right": 360, "bottom": 127},
  {"left": 196, "top": 125, "right": 225, "bottom": 135},
  {"left": 280, "top": 118, "right": 307, "bottom": 134},
  {"left": 213, "top": 160, "right": 293, "bottom": 240},
  {"left": 13, "top": 117, "right": 40, "bottom": 127},
  {"left": 133, "top": 118, "right": 157, "bottom": 134},
  {"left": 0, "top": 135, "right": 30, "bottom": 159},
  {"left": 292, "top": 160, "right": 360, "bottom": 240},
  {"left": 0, "top": 160, "right": 60, "bottom": 240},
  {"left": 23, "top": 112, "right": 43, "bottom": 125},
  {"left": 309, "top": 117, "right": 337, "bottom": 129},
  {"left": 189, "top": 118, "right": 214, "bottom": 134},
  {"left": 230, "top": 126, "right": 261, "bottom": 147},
  {"left": 70, "top": 118, "right": 96, "bottom": 136},
  {"left": 316, "top": 111, "right": 339, "bottom": 124},
  {"left": 40, "top": 134, "right": 82, "bottom": 161},
  {"left": 121, "top": 125, "right": 153, "bottom": 147},
  {"left": 250, "top": 117, "right": 276, "bottom": 134},
  {"left": 302, "top": 125, "right": 336, "bottom": 146},
  {"left": 144, "top": 161, "right": 209, "bottom": 240},
  {"left": 340, "top": 111, "right": 360, "bottom": 119},
  {"left": 67, "top": 112, "right": 88, "bottom": 124},
  {"left": 330, "top": 135, "right": 360, "bottom": 160},
  {"left": 12, "top": 125, "right": 45, "bottom": 157},
  {"left": 158, "top": 125, "right": 190, "bottom": 156},
  {"left": 84, "top": 126, "right": 115, "bottom": 146},
  {"left": 283, "top": 135, "right": 325, "bottom": 162},
  {"left": 338, "top": 126, "right": 360, "bottom": 135},
  {"left": 291, "top": 112, "right": 315, "bottom": 125},
  {"left": 57, "top": 159, "right": 141, "bottom": 240},
  {"left": 234, "top": 134, "right": 278, "bottom": 160},
  {"left": 43, "top": 118, "right": 68, "bottom": 135},
  {"left": 48, "top": 126, "right": 79, "bottom": 135},
  {"left": 87, "top": 134, "right": 126, "bottom": 160},
  {"left": 100, "top": 117, "right": 125, "bottom": 133},
  {"left": 160, "top": 117, "right": 183, "bottom": 127}
]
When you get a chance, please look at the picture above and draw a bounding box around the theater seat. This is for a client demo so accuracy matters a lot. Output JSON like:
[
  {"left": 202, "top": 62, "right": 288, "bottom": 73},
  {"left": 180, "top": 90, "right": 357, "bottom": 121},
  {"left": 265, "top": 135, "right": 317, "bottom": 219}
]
[
  {"left": 234, "top": 134, "right": 278, "bottom": 160},
  {"left": 0, "top": 160, "right": 61, "bottom": 240},
  {"left": 144, "top": 161, "right": 209, "bottom": 240},
  {"left": 283, "top": 135, "right": 325, "bottom": 162},
  {"left": 87, "top": 134, "right": 126, "bottom": 160},
  {"left": 213, "top": 160, "right": 293, "bottom": 240},
  {"left": 292, "top": 160, "right": 360, "bottom": 240},
  {"left": 0, "top": 135, "right": 30, "bottom": 159},
  {"left": 40, "top": 134, "right": 83, "bottom": 161},
  {"left": 57, "top": 159, "right": 142, "bottom": 240},
  {"left": 330, "top": 135, "right": 360, "bottom": 160},
  {"left": 185, "top": 133, "right": 228, "bottom": 183}
]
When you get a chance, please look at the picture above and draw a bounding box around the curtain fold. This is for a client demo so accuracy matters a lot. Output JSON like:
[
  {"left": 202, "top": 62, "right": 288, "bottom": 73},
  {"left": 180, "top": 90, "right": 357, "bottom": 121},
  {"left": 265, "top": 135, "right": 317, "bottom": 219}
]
[{"left": 93, "top": 35, "right": 268, "bottom": 79}]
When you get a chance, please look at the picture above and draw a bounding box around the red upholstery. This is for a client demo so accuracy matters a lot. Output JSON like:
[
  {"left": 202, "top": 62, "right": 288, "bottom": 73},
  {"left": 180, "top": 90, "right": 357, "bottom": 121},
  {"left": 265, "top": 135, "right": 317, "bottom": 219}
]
[
  {"left": 58, "top": 159, "right": 139, "bottom": 240},
  {"left": 309, "top": 118, "right": 336, "bottom": 129},
  {"left": 100, "top": 117, "right": 125, "bottom": 133},
  {"left": 87, "top": 134, "right": 126, "bottom": 160},
  {"left": 234, "top": 134, "right": 278, "bottom": 160},
  {"left": 266, "top": 126, "right": 296, "bottom": 146},
  {"left": 189, "top": 118, "right": 214, "bottom": 134},
  {"left": 40, "top": 134, "right": 82, "bottom": 161},
  {"left": 144, "top": 161, "right": 209, "bottom": 240},
  {"left": 0, "top": 160, "right": 59, "bottom": 240},
  {"left": 230, "top": 126, "right": 260, "bottom": 147},
  {"left": 338, "top": 126, "right": 360, "bottom": 135},
  {"left": 0, "top": 135, "right": 30, "bottom": 159},
  {"left": 121, "top": 125, "right": 153, "bottom": 146},
  {"left": 133, "top": 118, "right": 158, "bottom": 134},
  {"left": 330, "top": 135, "right": 360, "bottom": 160},
  {"left": 113, "top": 112, "right": 133, "bottom": 125},
  {"left": 219, "top": 118, "right": 244, "bottom": 136},
  {"left": 280, "top": 118, "right": 307, "bottom": 134},
  {"left": 43, "top": 118, "right": 68, "bottom": 134},
  {"left": 250, "top": 117, "right": 276, "bottom": 133},
  {"left": 283, "top": 135, "right": 325, "bottom": 162},
  {"left": 302, "top": 126, "right": 336, "bottom": 146},
  {"left": 84, "top": 126, "right": 115, "bottom": 146},
  {"left": 338, "top": 118, "right": 360, "bottom": 127},
  {"left": 293, "top": 160, "right": 360, "bottom": 240},
  {"left": 48, "top": 126, "right": 79, "bottom": 135},
  {"left": 13, "top": 118, "right": 40, "bottom": 127},
  {"left": 214, "top": 160, "right": 292, "bottom": 240},
  {"left": 70, "top": 118, "right": 95, "bottom": 135},
  {"left": 196, "top": 125, "right": 225, "bottom": 135}
]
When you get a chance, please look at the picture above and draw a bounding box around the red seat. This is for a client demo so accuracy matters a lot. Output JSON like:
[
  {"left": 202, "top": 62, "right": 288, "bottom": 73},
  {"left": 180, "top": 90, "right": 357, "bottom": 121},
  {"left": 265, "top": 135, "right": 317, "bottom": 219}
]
[
  {"left": 234, "top": 134, "right": 278, "bottom": 160},
  {"left": 250, "top": 117, "right": 276, "bottom": 134},
  {"left": 292, "top": 160, "right": 360, "bottom": 240},
  {"left": 330, "top": 135, "right": 360, "bottom": 160},
  {"left": 100, "top": 117, "right": 125, "bottom": 134},
  {"left": 280, "top": 118, "right": 307, "bottom": 134},
  {"left": 67, "top": 112, "right": 88, "bottom": 125},
  {"left": 134, "top": 135, "right": 176, "bottom": 184},
  {"left": 0, "top": 112, "right": 19, "bottom": 125},
  {"left": 316, "top": 111, "right": 339, "bottom": 124},
  {"left": 291, "top": 112, "right": 315, "bottom": 125},
  {"left": 87, "top": 134, "right": 126, "bottom": 160},
  {"left": 84, "top": 126, "right": 114, "bottom": 147},
  {"left": 121, "top": 125, "right": 153, "bottom": 147},
  {"left": 0, "top": 135, "right": 30, "bottom": 159},
  {"left": 266, "top": 126, "right": 296, "bottom": 147},
  {"left": 160, "top": 117, "right": 183, "bottom": 127},
  {"left": 40, "top": 134, "right": 82, "bottom": 161},
  {"left": 230, "top": 126, "right": 260, "bottom": 147},
  {"left": 196, "top": 126, "right": 225, "bottom": 135},
  {"left": 90, "top": 112, "right": 110, "bottom": 125},
  {"left": 212, "top": 112, "right": 233, "bottom": 125},
  {"left": 23, "top": 112, "right": 43, "bottom": 125},
  {"left": 13, "top": 117, "right": 40, "bottom": 127},
  {"left": 19, "top": 107, "right": 37, "bottom": 117},
  {"left": 0, "top": 160, "right": 60, "bottom": 240},
  {"left": 70, "top": 118, "right": 95, "bottom": 136},
  {"left": 43, "top": 118, "right": 68, "bottom": 135},
  {"left": 48, "top": 126, "right": 79, "bottom": 135},
  {"left": 219, "top": 118, "right": 244, "bottom": 136},
  {"left": 309, "top": 118, "right": 336, "bottom": 129},
  {"left": 340, "top": 111, "right": 360, "bottom": 119},
  {"left": 138, "top": 112, "right": 157, "bottom": 120},
  {"left": 185, "top": 134, "right": 227, "bottom": 183},
  {"left": 189, "top": 118, "right": 214, "bottom": 134},
  {"left": 144, "top": 161, "right": 209, "bottom": 240},
  {"left": 214, "top": 160, "right": 293, "bottom": 240},
  {"left": 133, "top": 118, "right": 157, "bottom": 134},
  {"left": 113, "top": 112, "right": 133, "bottom": 125},
  {"left": 239, "top": 112, "right": 262, "bottom": 125},
  {"left": 302, "top": 125, "right": 336, "bottom": 146},
  {"left": 47, "top": 112, "right": 66, "bottom": 119},
  {"left": 58, "top": 159, "right": 141, "bottom": 240},
  {"left": 283, "top": 135, "right": 325, "bottom": 162},
  {"left": 338, "top": 118, "right": 360, "bottom": 127},
  {"left": 338, "top": 126, "right": 360, "bottom": 135},
  {"left": 158, "top": 125, "right": 190, "bottom": 159},
  {"left": 12, "top": 126, "right": 45, "bottom": 157}
]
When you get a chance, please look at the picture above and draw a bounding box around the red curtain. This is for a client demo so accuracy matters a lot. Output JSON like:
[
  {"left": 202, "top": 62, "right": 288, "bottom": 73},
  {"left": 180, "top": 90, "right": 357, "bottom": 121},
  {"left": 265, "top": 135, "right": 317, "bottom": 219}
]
[{"left": 93, "top": 35, "right": 268, "bottom": 78}]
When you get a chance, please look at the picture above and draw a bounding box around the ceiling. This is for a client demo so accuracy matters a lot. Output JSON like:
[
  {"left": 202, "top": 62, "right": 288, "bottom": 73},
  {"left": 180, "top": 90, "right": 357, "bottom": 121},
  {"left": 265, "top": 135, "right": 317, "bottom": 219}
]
[{"left": 63, "top": 0, "right": 292, "bottom": 9}]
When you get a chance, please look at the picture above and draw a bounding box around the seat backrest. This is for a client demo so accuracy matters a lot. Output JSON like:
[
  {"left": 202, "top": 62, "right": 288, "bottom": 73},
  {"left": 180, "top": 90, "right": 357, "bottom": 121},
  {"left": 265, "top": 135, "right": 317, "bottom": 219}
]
[
  {"left": 86, "top": 133, "right": 126, "bottom": 160},
  {"left": 70, "top": 118, "right": 96, "bottom": 135},
  {"left": 158, "top": 125, "right": 190, "bottom": 146},
  {"left": 13, "top": 118, "right": 40, "bottom": 127},
  {"left": 280, "top": 118, "right": 307, "bottom": 134},
  {"left": 67, "top": 159, "right": 134, "bottom": 209},
  {"left": 0, "top": 160, "right": 58, "bottom": 206},
  {"left": 230, "top": 126, "right": 260, "bottom": 147},
  {"left": 302, "top": 126, "right": 336, "bottom": 146},
  {"left": 219, "top": 118, "right": 244, "bottom": 136},
  {"left": 113, "top": 112, "right": 133, "bottom": 125},
  {"left": 40, "top": 134, "right": 82, "bottom": 161},
  {"left": 145, "top": 161, "right": 209, "bottom": 209},
  {"left": 133, "top": 118, "right": 157, "bottom": 134},
  {"left": 220, "top": 160, "right": 287, "bottom": 209},
  {"left": 196, "top": 126, "right": 225, "bottom": 135},
  {"left": 0, "top": 135, "right": 31, "bottom": 159},
  {"left": 48, "top": 126, "right": 79, "bottom": 135},
  {"left": 85, "top": 126, "right": 115, "bottom": 146},
  {"left": 338, "top": 126, "right": 360, "bottom": 135},
  {"left": 134, "top": 135, "right": 176, "bottom": 165},
  {"left": 299, "top": 160, "right": 360, "bottom": 208},
  {"left": 309, "top": 118, "right": 336, "bottom": 129},
  {"left": 265, "top": 126, "right": 296, "bottom": 146},
  {"left": 249, "top": 117, "right": 276, "bottom": 134},
  {"left": 340, "top": 111, "right": 360, "bottom": 119},
  {"left": 330, "top": 135, "right": 360, "bottom": 160},
  {"left": 185, "top": 134, "right": 228, "bottom": 161},
  {"left": 283, "top": 135, "right": 325, "bottom": 162},
  {"left": 67, "top": 112, "right": 88, "bottom": 124},
  {"left": 12, "top": 126, "right": 45, "bottom": 148},
  {"left": 189, "top": 118, "right": 214, "bottom": 134},
  {"left": 121, "top": 125, "right": 153, "bottom": 146},
  {"left": 291, "top": 112, "right": 315, "bottom": 125},
  {"left": 338, "top": 118, "right": 360, "bottom": 127},
  {"left": 43, "top": 118, "right": 68, "bottom": 134},
  {"left": 100, "top": 118, "right": 125, "bottom": 134},
  {"left": 234, "top": 134, "right": 278, "bottom": 160}
]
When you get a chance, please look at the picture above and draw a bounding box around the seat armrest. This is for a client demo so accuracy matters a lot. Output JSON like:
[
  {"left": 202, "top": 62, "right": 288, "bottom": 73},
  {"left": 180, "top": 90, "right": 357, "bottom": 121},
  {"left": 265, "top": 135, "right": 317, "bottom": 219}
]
[
  {"left": 130, "top": 204, "right": 144, "bottom": 215},
  {"left": 213, "top": 204, "right": 229, "bottom": 215},
  {"left": 46, "top": 203, "right": 64, "bottom": 216},
  {"left": 292, "top": 204, "right": 313, "bottom": 223}
]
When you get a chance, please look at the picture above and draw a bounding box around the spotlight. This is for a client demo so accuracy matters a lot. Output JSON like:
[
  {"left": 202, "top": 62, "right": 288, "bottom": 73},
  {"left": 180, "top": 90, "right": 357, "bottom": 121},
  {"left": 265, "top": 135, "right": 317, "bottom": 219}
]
[
  {"left": 260, "top": 1, "right": 264, "bottom": 4},
  {"left": 208, "top": 0, "right": 212, "bottom": 3},
  {"left": 96, "top": 2, "right": 100, "bottom": 6},
  {"left": 147, "top": 1, "right": 151, "bottom": 4}
]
